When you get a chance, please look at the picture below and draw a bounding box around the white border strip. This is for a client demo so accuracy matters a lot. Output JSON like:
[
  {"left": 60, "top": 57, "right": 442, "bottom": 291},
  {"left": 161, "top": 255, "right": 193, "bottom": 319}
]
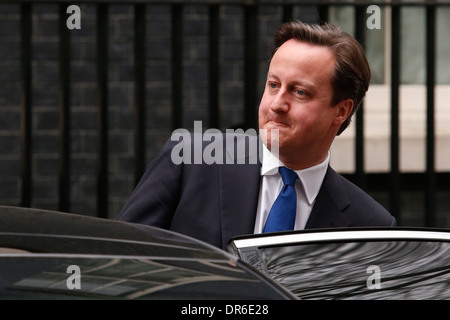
[{"left": 232, "top": 230, "right": 450, "bottom": 249}]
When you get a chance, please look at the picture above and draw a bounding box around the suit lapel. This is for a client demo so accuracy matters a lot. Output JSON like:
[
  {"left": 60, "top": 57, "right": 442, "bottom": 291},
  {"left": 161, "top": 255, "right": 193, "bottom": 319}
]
[
  {"left": 219, "top": 134, "right": 262, "bottom": 248},
  {"left": 305, "top": 166, "right": 352, "bottom": 229}
]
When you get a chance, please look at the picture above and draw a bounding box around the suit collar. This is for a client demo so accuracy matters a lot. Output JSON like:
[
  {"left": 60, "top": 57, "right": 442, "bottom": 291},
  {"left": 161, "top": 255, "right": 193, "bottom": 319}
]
[
  {"left": 261, "top": 144, "right": 330, "bottom": 206},
  {"left": 305, "top": 166, "right": 352, "bottom": 228}
]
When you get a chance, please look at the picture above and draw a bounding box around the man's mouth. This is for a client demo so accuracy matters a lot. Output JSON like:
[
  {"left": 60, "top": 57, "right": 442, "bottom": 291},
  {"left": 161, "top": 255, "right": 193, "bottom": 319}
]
[{"left": 267, "top": 119, "right": 289, "bottom": 127}]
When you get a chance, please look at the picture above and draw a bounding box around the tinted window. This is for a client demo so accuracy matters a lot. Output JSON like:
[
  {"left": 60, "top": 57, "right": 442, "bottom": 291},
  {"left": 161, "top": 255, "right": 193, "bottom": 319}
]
[{"left": 240, "top": 240, "right": 450, "bottom": 299}]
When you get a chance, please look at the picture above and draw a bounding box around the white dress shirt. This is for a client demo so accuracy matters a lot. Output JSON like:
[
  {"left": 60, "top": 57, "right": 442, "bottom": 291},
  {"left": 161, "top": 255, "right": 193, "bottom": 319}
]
[{"left": 253, "top": 144, "right": 330, "bottom": 234}]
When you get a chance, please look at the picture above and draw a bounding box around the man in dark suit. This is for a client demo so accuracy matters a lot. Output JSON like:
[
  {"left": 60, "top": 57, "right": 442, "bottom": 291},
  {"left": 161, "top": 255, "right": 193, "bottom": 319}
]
[{"left": 117, "top": 21, "right": 397, "bottom": 250}]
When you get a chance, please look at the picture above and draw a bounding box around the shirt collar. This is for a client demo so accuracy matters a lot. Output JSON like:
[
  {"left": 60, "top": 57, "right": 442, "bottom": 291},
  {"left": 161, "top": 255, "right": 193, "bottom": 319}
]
[{"left": 261, "top": 144, "right": 330, "bottom": 205}]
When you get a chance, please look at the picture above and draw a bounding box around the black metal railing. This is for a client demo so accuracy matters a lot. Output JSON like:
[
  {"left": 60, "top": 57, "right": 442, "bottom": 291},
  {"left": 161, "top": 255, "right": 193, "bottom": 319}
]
[{"left": 5, "top": 0, "right": 450, "bottom": 226}]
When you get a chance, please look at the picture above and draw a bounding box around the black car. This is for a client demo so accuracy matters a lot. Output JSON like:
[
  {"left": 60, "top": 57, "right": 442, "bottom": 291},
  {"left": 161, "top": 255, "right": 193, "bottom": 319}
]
[
  {"left": 1, "top": 205, "right": 449, "bottom": 300},
  {"left": 0, "top": 205, "right": 295, "bottom": 300}
]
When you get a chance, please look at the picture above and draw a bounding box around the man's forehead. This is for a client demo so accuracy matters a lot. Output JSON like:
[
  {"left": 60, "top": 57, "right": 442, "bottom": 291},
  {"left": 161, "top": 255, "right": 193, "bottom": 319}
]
[
  {"left": 272, "top": 39, "right": 335, "bottom": 66},
  {"left": 274, "top": 38, "right": 334, "bottom": 58},
  {"left": 268, "top": 40, "right": 335, "bottom": 87}
]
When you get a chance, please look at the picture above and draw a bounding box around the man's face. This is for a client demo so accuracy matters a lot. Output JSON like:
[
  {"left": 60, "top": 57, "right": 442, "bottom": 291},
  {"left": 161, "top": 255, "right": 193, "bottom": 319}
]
[{"left": 258, "top": 39, "right": 349, "bottom": 169}]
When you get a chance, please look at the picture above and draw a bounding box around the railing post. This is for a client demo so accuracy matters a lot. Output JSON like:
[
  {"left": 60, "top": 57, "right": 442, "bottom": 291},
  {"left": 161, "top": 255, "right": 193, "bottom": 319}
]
[
  {"left": 20, "top": 2, "right": 32, "bottom": 208},
  {"left": 283, "top": 4, "right": 293, "bottom": 23},
  {"left": 390, "top": 4, "right": 401, "bottom": 222},
  {"left": 171, "top": 4, "right": 183, "bottom": 131},
  {"left": 244, "top": 4, "right": 258, "bottom": 130},
  {"left": 134, "top": 3, "right": 147, "bottom": 186},
  {"left": 318, "top": 4, "right": 328, "bottom": 23},
  {"left": 355, "top": 4, "right": 367, "bottom": 191},
  {"left": 59, "top": 3, "right": 71, "bottom": 212},
  {"left": 97, "top": 3, "right": 109, "bottom": 218},
  {"left": 209, "top": 4, "right": 220, "bottom": 129},
  {"left": 425, "top": 5, "right": 436, "bottom": 227}
]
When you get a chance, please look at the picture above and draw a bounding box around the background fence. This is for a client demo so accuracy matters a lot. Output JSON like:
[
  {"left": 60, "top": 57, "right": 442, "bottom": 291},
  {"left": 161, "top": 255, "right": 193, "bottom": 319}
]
[{"left": 0, "top": 0, "right": 449, "bottom": 228}]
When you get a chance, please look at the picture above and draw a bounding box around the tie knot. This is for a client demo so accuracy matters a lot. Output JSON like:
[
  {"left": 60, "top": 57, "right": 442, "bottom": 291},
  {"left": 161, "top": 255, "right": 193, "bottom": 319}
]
[{"left": 279, "top": 167, "right": 298, "bottom": 186}]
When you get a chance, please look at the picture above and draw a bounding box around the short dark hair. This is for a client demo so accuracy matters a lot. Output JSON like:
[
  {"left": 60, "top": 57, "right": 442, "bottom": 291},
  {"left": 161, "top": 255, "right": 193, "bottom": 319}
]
[{"left": 271, "top": 21, "right": 371, "bottom": 135}]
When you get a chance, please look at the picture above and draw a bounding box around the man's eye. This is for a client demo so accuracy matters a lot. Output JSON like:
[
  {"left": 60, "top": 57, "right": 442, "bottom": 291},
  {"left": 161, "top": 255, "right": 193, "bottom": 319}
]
[
  {"left": 295, "top": 89, "right": 306, "bottom": 96},
  {"left": 268, "top": 82, "right": 278, "bottom": 89}
]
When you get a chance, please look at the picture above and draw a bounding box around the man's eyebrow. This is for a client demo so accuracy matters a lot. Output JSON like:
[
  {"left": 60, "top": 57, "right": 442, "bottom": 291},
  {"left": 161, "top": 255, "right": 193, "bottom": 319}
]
[
  {"left": 293, "top": 80, "right": 315, "bottom": 92},
  {"left": 266, "top": 72, "right": 279, "bottom": 80},
  {"left": 267, "top": 72, "right": 316, "bottom": 92}
]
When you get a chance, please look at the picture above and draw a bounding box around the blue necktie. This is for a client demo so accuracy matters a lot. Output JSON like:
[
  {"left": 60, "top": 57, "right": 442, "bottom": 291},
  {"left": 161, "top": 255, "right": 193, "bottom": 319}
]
[{"left": 263, "top": 167, "right": 298, "bottom": 233}]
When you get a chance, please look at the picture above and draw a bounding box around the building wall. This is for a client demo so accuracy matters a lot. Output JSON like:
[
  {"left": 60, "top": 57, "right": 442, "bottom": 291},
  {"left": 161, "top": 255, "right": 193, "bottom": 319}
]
[{"left": 0, "top": 2, "right": 449, "bottom": 227}]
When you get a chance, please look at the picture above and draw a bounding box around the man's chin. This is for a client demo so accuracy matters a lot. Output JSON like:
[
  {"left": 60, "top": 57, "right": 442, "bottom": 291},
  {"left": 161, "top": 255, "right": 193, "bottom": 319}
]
[
  {"left": 259, "top": 129, "right": 284, "bottom": 154},
  {"left": 259, "top": 127, "right": 277, "bottom": 141}
]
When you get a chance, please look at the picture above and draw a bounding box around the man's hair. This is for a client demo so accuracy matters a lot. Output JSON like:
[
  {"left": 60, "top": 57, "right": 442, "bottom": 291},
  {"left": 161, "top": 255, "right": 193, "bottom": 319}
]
[{"left": 271, "top": 20, "right": 371, "bottom": 135}]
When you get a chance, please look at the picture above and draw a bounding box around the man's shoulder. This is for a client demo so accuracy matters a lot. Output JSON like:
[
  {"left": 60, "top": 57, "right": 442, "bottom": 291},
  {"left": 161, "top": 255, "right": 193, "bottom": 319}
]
[
  {"left": 330, "top": 169, "right": 384, "bottom": 207},
  {"left": 325, "top": 167, "right": 396, "bottom": 225}
]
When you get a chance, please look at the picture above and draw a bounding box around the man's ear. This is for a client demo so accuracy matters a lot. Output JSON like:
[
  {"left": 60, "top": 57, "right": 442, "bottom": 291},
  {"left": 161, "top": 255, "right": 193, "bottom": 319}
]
[{"left": 334, "top": 99, "right": 354, "bottom": 126}]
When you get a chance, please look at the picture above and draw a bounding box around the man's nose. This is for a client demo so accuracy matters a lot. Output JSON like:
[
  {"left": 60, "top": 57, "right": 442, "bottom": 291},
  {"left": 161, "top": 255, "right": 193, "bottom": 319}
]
[{"left": 270, "top": 89, "right": 289, "bottom": 113}]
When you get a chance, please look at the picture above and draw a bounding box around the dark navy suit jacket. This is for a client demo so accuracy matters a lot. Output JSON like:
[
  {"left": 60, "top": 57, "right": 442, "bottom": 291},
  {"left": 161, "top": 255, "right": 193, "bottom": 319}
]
[{"left": 117, "top": 133, "right": 397, "bottom": 249}]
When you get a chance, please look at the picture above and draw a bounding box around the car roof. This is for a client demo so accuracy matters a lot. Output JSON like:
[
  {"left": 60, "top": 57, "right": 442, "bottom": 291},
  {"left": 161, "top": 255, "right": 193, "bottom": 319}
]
[{"left": 0, "top": 205, "right": 231, "bottom": 259}]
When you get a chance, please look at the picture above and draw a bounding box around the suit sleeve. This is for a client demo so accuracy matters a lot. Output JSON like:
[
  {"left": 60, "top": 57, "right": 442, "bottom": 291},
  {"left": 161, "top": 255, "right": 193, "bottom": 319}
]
[
  {"left": 339, "top": 174, "right": 398, "bottom": 227},
  {"left": 115, "top": 139, "right": 182, "bottom": 229}
]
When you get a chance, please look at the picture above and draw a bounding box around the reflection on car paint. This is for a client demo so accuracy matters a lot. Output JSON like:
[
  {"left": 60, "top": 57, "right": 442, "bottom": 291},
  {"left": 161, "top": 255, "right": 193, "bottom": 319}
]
[
  {"left": 3, "top": 256, "right": 270, "bottom": 299},
  {"left": 259, "top": 241, "right": 450, "bottom": 299}
]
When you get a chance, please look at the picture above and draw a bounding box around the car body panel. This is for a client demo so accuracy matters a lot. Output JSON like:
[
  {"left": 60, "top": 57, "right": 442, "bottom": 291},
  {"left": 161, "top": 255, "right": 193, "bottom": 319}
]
[{"left": 0, "top": 206, "right": 296, "bottom": 300}]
